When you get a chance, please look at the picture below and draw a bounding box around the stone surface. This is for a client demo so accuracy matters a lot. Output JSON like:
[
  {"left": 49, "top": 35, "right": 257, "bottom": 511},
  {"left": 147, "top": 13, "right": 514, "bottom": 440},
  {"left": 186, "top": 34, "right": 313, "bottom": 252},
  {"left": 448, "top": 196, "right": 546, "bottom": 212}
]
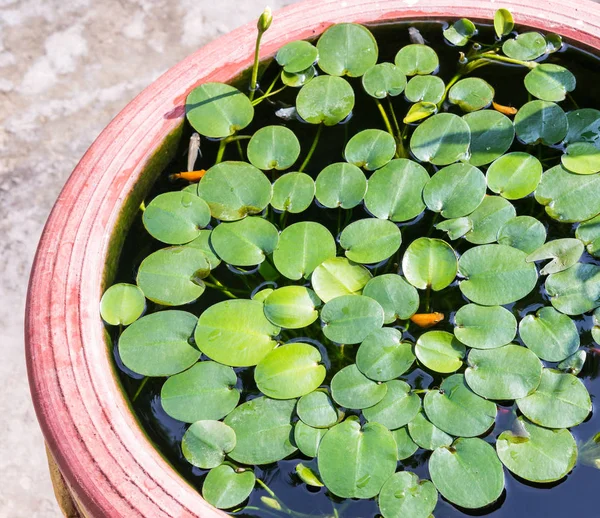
[{"left": 0, "top": 1, "right": 295, "bottom": 516}]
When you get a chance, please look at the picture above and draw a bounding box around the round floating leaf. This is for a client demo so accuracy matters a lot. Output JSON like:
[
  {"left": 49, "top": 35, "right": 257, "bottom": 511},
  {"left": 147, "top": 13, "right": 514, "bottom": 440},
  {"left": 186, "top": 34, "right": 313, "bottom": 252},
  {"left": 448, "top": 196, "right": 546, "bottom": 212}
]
[
  {"left": 415, "top": 331, "right": 466, "bottom": 374},
  {"left": 498, "top": 216, "right": 547, "bottom": 254},
  {"left": 524, "top": 64, "right": 576, "bottom": 102},
  {"left": 340, "top": 218, "right": 402, "bottom": 264},
  {"left": 405, "top": 75, "right": 445, "bottom": 103},
  {"left": 576, "top": 213, "right": 600, "bottom": 258},
  {"left": 402, "top": 238, "right": 458, "bottom": 291},
  {"left": 454, "top": 304, "right": 517, "bottom": 349},
  {"left": 443, "top": 18, "right": 477, "bottom": 46},
  {"left": 296, "top": 463, "right": 324, "bottom": 487},
  {"left": 318, "top": 419, "right": 397, "bottom": 498},
  {"left": 378, "top": 472, "right": 438, "bottom": 518},
  {"left": 363, "top": 380, "right": 421, "bottom": 430},
  {"left": 100, "top": 283, "right": 145, "bottom": 326},
  {"left": 407, "top": 412, "right": 453, "bottom": 450},
  {"left": 546, "top": 263, "right": 600, "bottom": 315},
  {"left": 362, "top": 274, "right": 420, "bottom": 323},
  {"left": 321, "top": 295, "right": 384, "bottom": 344},
  {"left": 263, "top": 286, "right": 320, "bottom": 329},
  {"left": 197, "top": 161, "right": 271, "bottom": 221},
  {"left": 297, "top": 390, "right": 340, "bottom": 428},
  {"left": 282, "top": 66, "right": 316, "bottom": 87},
  {"left": 502, "top": 32, "right": 547, "bottom": 61},
  {"left": 403, "top": 101, "right": 437, "bottom": 124},
  {"left": 429, "top": 438, "right": 504, "bottom": 509},
  {"left": 315, "top": 162, "right": 367, "bottom": 209},
  {"left": 514, "top": 100, "right": 568, "bottom": 145},
  {"left": 392, "top": 427, "right": 419, "bottom": 460},
  {"left": 448, "top": 78, "right": 494, "bottom": 112},
  {"left": 364, "top": 159, "right": 429, "bottom": 221},
  {"left": 517, "top": 369, "right": 591, "bottom": 428},
  {"left": 271, "top": 172, "right": 315, "bottom": 213},
  {"left": 562, "top": 142, "right": 600, "bottom": 175},
  {"left": 255, "top": 342, "right": 325, "bottom": 399},
  {"left": 463, "top": 110, "right": 515, "bottom": 166},
  {"left": 344, "top": 129, "right": 396, "bottom": 171},
  {"left": 182, "top": 421, "right": 236, "bottom": 469},
  {"left": 362, "top": 62, "right": 407, "bottom": 98},
  {"left": 458, "top": 244, "right": 538, "bottom": 305},
  {"left": 494, "top": 8, "right": 514, "bottom": 38},
  {"left": 316, "top": 23, "right": 378, "bottom": 77},
  {"left": 247, "top": 126, "right": 301, "bottom": 171},
  {"left": 136, "top": 246, "right": 209, "bottom": 306},
  {"left": 424, "top": 374, "right": 496, "bottom": 437},
  {"left": 423, "top": 163, "right": 486, "bottom": 218},
  {"left": 296, "top": 75, "right": 355, "bottom": 125},
  {"left": 143, "top": 191, "right": 211, "bottom": 245},
  {"left": 294, "top": 421, "right": 327, "bottom": 457},
  {"left": 161, "top": 361, "right": 239, "bottom": 422},
  {"left": 224, "top": 397, "right": 297, "bottom": 464},
  {"left": 395, "top": 44, "right": 439, "bottom": 76},
  {"left": 565, "top": 108, "right": 600, "bottom": 145},
  {"left": 311, "top": 257, "right": 372, "bottom": 302},
  {"left": 185, "top": 229, "right": 221, "bottom": 269},
  {"left": 202, "top": 464, "right": 255, "bottom": 510},
  {"left": 276, "top": 40, "right": 318, "bottom": 73},
  {"left": 435, "top": 217, "right": 472, "bottom": 240},
  {"left": 535, "top": 163, "right": 600, "bottom": 222},
  {"left": 331, "top": 364, "right": 387, "bottom": 409},
  {"left": 356, "top": 327, "right": 415, "bottom": 381},
  {"left": 464, "top": 196, "right": 516, "bottom": 244},
  {"left": 465, "top": 345, "right": 542, "bottom": 400},
  {"left": 253, "top": 288, "right": 273, "bottom": 302},
  {"left": 410, "top": 113, "right": 471, "bottom": 165},
  {"left": 486, "top": 152, "right": 542, "bottom": 200},
  {"left": 558, "top": 350, "right": 587, "bottom": 376},
  {"left": 519, "top": 306, "right": 580, "bottom": 361},
  {"left": 186, "top": 82, "right": 254, "bottom": 139},
  {"left": 273, "top": 222, "right": 336, "bottom": 280},
  {"left": 195, "top": 299, "right": 280, "bottom": 367},
  {"left": 118, "top": 311, "right": 199, "bottom": 376},
  {"left": 496, "top": 417, "right": 577, "bottom": 483},
  {"left": 526, "top": 238, "right": 584, "bottom": 275}
]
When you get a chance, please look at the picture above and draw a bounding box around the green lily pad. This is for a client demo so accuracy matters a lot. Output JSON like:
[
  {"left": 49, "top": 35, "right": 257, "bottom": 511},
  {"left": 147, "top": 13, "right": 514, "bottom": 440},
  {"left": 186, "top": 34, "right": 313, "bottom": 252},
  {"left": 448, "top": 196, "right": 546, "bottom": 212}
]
[
  {"left": 576, "top": 213, "right": 600, "bottom": 257},
  {"left": 100, "top": 283, "right": 145, "bottom": 326},
  {"left": 435, "top": 217, "right": 472, "bottom": 240},
  {"left": 565, "top": 108, "right": 600, "bottom": 145},
  {"left": 594, "top": 308, "right": 600, "bottom": 344},
  {"left": 330, "top": 364, "right": 387, "bottom": 409},
  {"left": 362, "top": 274, "right": 420, "bottom": 323},
  {"left": 443, "top": 18, "right": 477, "bottom": 46},
  {"left": 562, "top": 142, "right": 600, "bottom": 175},
  {"left": 463, "top": 110, "right": 515, "bottom": 166},
  {"left": 315, "top": 162, "right": 367, "bottom": 209},
  {"left": 429, "top": 438, "right": 504, "bottom": 509},
  {"left": 297, "top": 390, "right": 340, "bottom": 428},
  {"left": 271, "top": 172, "right": 315, "bottom": 213},
  {"left": 395, "top": 44, "right": 439, "bottom": 76},
  {"left": 143, "top": 191, "right": 211, "bottom": 245},
  {"left": 392, "top": 427, "right": 419, "bottom": 460},
  {"left": 546, "top": 263, "right": 600, "bottom": 315},
  {"left": 517, "top": 369, "right": 591, "bottom": 428},
  {"left": 514, "top": 100, "right": 568, "bottom": 145},
  {"left": 197, "top": 161, "right": 272, "bottom": 221},
  {"left": 362, "top": 62, "right": 407, "bottom": 98},
  {"left": 524, "top": 64, "right": 576, "bottom": 102},
  {"left": 184, "top": 229, "right": 221, "bottom": 269},
  {"left": 195, "top": 299, "right": 280, "bottom": 367},
  {"left": 448, "top": 78, "right": 494, "bottom": 112},
  {"left": 403, "top": 101, "right": 437, "bottom": 124},
  {"left": 464, "top": 196, "right": 516, "bottom": 244},
  {"left": 402, "top": 238, "right": 458, "bottom": 291},
  {"left": 273, "top": 222, "right": 336, "bottom": 280},
  {"left": 317, "top": 419, "right": 397, "bottom": 498},
  {"left": 407, "top": 412, "right": 453, "bottom": 450},
  {"left": 378, "top": 472, "right": 438, "bottom": 518},
  {"left": 294, "top": 421, "right": 327, "bottom": 457},
  {"left": 118, "top": 311, "right": 199, "bottom": 377},
  {"left": 296, "top": 75, "right": 355, "bottom": 125},
  {"left": 316, "top": 23, "right": 378, "bottom": 77},
  {"left": 281, "top": 66, "right": 316, "bottom": 87},
  {"left": 497, "top": 216, "right": 547, "bottom": 254},
  {"left": 186, "top": 82, "right": 254, "bottom": 139},
  {"left": 295, "top": 463, "right": 324, "bottom": 487},
  {"left": 276, "top": 40, "right": 318, "bottom": 73},
  {"left": 465, "top": 344, "right": 542, "bottom": 400},
  {"left": 502, "top": 32, "right": 547, "bottom": 61},
  {"left": 202, "top": 464, "right": 255, "bottom": 509},
  {"left": 364, "top": 159, "right": 429, "bottom": 221},
  {"left": 415, "top": 331, "right": 466, "bottom": 373},
  {"left": 253, "top": 288, "right": 274, "bottom": 302},
  {"left": 356, "top": 327, "right": 415, "bottom": 381},
  {"left": 224, "top": 397, "right": 297, "bottom": 464},
  {"left": 344, "top": 129, "right": 396, "bottom": 171},
  {"left": 255, "top": 342, "right": 326, "bottom": 399},
  {"left": 486, "top": 152, "right": 543, "bottom": 200},
  {"left": 454, "top": 304, "right": 517, "bottom": 349},
  {"left": 247, "top": 126, "right": 301, "bottom": 171},
  {"left": 494, "top": 8, "right": 514, "bottom": 38},
  {"left": 363, "top": 380, "right": 421, "bottom": 430},
  {"left": 405, "top": 75, "right": 445, "bottom": 103},
  {"left": 340, "top": 218, "right": 402, "bottom": 264},
  {"left": 263, "top": 286, "right": 320, "bottom": 329},
  {"left": 558, "top": 350, "right": 587, "bottom": 375},
  {"left": 424, "top": 374, "right": 496, "bottom": 437},
  {"left": 311, "top": 257, "right": 372, "bottom": 303},
  {"left": 423, "top": 163, "right": 486, "bottom": 218},
  {"left": 526, "top": 238, "right": 584, "bottom": 275},
  {"left": 458, "top": 244, "right": 538, "bottom": 305},
  {"left": 181, "top": 420, "right": 236, "bottom": 469},
  {"left": 321, "top": 295, "right": 384, "bottom": 344},
  {"left": 496, "top": 417, "right": 577, "bottom": 483},
  {"left": 160, "top": 361, "right": 239, "bottom": 422},
  {"left": 410, "top": 113, "right": 471, "bottom": 165}
]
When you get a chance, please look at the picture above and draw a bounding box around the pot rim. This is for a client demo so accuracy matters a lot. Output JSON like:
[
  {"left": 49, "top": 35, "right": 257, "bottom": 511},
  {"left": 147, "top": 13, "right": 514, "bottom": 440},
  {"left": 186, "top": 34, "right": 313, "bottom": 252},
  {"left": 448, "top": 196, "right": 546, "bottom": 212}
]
[{"left": 25, "top": 0, "right": 600, "bottom": 516}]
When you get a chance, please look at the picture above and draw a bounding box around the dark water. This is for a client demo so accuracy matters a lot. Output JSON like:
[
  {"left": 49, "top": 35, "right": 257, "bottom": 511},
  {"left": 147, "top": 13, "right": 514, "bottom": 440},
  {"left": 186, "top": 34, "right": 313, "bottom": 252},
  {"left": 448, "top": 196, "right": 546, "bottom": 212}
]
[{"left": 109, "top": 20, "right": 600, "bottom": 518}]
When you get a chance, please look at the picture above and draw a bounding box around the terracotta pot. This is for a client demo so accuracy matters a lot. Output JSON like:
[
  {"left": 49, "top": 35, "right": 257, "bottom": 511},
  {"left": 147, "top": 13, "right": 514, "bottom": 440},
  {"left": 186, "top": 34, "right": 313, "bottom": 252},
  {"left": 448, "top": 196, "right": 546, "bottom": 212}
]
[{"left": 25, "top": 0, "right": 600, "bottom": 516}]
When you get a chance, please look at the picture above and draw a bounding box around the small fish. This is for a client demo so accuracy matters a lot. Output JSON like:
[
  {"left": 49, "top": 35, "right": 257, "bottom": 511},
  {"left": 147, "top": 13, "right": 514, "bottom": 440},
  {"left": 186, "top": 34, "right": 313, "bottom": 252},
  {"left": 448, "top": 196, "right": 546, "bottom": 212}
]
[
  {"left": 275, "top": 106, "right": 297, "bottom": 120},
  {"left": 492, "top": 101, "right": 518, "bottom": 116},
  {"left": 409, "top": 27, "right": 426, "bottom": 45},
  {"left": 187, "top": 133, "right": 201, "bottom": 172},
  {"left": 410, "top": 312, "right": 444, "bottom": 328},
  {"left": 169, "top": 170, "right": 206, "bottom": 182}
]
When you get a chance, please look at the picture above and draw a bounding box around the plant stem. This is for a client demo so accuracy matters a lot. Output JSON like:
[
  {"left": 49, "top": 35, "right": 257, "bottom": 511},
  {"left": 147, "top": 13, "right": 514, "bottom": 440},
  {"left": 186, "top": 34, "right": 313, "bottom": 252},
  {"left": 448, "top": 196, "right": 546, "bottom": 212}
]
[
  {"left": 568, "top": 92, "right": 580, "bottom": 110},
  {"left": 387, "top": 97, "right": 408, "bottom": 158},
  {"left": 425, "top": 285, "right": 432, "bottom": 313},
  {"left": 236, "top": 139, "right": 245, "bottom": 160},
  {"left": 256, "top": 478, "right": 277, "bottom": 498},
  {"left": 132, "top": 377, "right": 149, "bottom": 402},
  {"left": 437, "top": 73, "right": 462, "bottom": 109},
  {"left": 387, "top": 97, "right": 401, "bottom": 135},
  {"left": 472, "top": 52, "right": 538, "bottom": 69},
  {"left": 249, "top": 31, "right": 264, "bottom": 101},
  {"left": 299, "top": 124, "right": 322, "bottom": 172},
  {"left": 279, "top": 210, "right": 289, "bottom": 230},
  {"left": 375, "top": 99, "right": 396, "bottom": 141},
  {"left": 215, "top": 139, "right": 227, "bottom": 164},
  {"left": 252, "top": 85, "right": 288, "bottom": 105}
]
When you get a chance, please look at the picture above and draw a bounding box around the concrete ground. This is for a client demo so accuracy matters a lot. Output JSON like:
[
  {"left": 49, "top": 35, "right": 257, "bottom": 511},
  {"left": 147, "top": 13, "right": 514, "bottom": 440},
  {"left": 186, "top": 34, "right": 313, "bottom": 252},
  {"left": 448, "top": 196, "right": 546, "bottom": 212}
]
[{"left": 0, "top": 1, "right": 296, "bottom": 516}]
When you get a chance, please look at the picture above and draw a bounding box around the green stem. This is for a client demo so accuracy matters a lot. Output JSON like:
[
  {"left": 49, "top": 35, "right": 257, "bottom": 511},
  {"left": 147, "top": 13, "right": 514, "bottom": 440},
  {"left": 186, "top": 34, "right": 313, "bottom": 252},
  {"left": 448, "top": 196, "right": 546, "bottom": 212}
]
[
  {"left": 236, "top": 139, "right": 244, "bottom": 160},
  {"left": 249, "top": 31, "right": 264, "bottom": 101},
  {"left": 567, "top": 92, "right": 580, "bottom": 110},
  {"left": 472, "top": 52, "right": 538, "bottom": 69},
  {"left": 215, "top": 139, "right": 227, "bottom": 164},
  {"left": 425, "top": 285, "right": 432, "bottom": 313},
  {"left": 437, "top": 73, "right": 462, "bottom": 109},
  {"left": 375, "top": 98, "right": 396, "bottom": 141},
  {"left": 279, "top": 210, "right": 289, "bottom": 230},
  {"left": 203, "top": 282, "right": 239, "bottom": 298},
  {"left": 132, "top": 377, "right": 149, "bottom": 402},
  {"left": 299, "top": 124, "right": 322, "bottom": 172},
  {"left": 252, "top": 85, "right": 288, "bottom": 105},
  {"left": 387, "top": 97, "right": 407, "bottom": 158},
  {"left": 387, "top": 97, "right": 401, "bottom": 135}
]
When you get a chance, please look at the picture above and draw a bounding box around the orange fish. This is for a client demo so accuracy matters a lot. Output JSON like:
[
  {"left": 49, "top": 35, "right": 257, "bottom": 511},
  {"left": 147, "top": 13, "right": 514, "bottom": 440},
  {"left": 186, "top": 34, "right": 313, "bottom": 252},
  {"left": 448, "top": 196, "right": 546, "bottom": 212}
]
[
  {"left": 410, "top": 312, "right": 444, "bottom": 328},
  {"left": 169, "top": 170, "right": 206, "bottom": 182},
  {"left": 492, "top": 101, "right": 518, "bottom": 116}
]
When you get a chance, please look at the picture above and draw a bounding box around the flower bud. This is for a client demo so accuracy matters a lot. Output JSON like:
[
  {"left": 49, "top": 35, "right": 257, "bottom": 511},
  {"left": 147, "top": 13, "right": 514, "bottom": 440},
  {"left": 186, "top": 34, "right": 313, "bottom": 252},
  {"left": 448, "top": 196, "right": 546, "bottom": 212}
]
[{"left": 258, "top": 6, "right": 273, "bottom": 33}]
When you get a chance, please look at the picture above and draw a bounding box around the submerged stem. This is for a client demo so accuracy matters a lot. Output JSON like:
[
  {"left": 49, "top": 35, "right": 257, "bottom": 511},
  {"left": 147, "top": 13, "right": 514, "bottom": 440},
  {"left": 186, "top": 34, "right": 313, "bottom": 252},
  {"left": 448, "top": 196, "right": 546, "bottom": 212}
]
[
  {"left": 299, "top": 124, "right": 323, "bottom": 172},
  {"left": 252, "top": 85, "right": 288, "bottom": 105},
  {"left": 132, "top": 377, "right": 149, "bottom": 402}
]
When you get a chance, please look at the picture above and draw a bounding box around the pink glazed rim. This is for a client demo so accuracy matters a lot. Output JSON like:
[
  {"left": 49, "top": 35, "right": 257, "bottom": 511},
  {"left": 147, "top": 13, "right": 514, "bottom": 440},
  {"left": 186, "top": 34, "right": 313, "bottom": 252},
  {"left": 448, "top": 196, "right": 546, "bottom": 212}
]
[{"left": 25, "top": 0, "right": 600, "bottom": 516}]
